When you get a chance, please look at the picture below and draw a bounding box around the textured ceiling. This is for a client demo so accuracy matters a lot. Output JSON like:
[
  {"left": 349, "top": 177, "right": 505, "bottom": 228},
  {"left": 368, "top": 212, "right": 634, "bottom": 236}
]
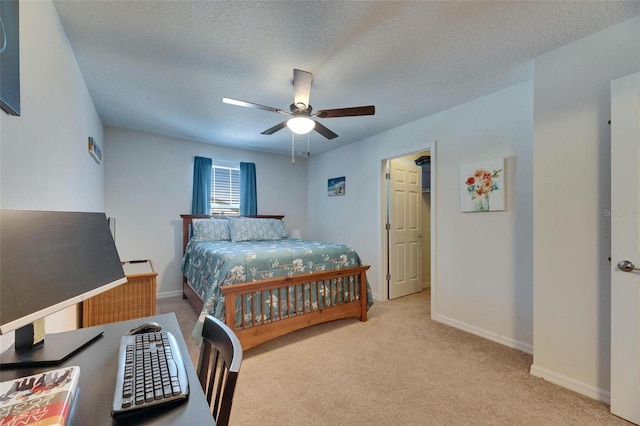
[{"left": 52, "top": 1, "right": 640, "bottom": 157}]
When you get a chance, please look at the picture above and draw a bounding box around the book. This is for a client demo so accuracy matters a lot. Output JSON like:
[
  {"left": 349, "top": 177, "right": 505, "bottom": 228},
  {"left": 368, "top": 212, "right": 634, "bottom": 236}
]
[{"left": 0, "top": 366, "right": 80, "bottom": 426}]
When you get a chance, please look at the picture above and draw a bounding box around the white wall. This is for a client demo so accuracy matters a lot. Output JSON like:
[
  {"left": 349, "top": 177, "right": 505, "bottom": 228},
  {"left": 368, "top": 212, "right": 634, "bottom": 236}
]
[
  {"left": 531, "top": 16, "right": 640, "bottom": 401},
  {"left": 0, "top": 1, "right": 104, "bottom": 211},
  {"left": 103, "top": 127, "right": 308, "bottom": 295},
  {"left": 308, "top": 80, "right": 534, "bottom": 352},
  {"left": 0, "top": 1, "right": 104, "bottom": 336}
]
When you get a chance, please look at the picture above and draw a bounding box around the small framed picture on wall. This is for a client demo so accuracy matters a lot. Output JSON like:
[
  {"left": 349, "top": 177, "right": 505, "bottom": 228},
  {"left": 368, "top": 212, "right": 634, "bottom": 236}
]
[
  {"left": 88, "top": 137, "right": 102, "bottom": 164},
  {"left": 328, "top": 176, "right": 345, "bottom": 196}
]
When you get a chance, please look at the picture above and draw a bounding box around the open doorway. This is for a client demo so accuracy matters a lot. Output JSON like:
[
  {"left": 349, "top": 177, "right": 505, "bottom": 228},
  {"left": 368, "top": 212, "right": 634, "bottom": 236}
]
[{"left": 381, "top": 145, "right": 433, "bottom": 301}]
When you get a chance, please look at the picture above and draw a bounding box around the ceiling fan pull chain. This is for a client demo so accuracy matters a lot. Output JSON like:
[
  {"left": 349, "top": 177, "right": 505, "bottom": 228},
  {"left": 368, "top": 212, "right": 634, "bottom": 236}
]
[{"left": 291, "top": 133, "right": 296, "bottom": 165}]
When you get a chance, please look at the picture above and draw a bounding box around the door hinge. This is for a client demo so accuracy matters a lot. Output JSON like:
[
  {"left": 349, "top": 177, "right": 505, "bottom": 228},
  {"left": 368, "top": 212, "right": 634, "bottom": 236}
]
[
  {"left": 385, "top": 223, "right": 391, "bottom": 230},
  {"left": 385, "top": 172, "right": 391, "bottom": 180},
  {"left": 386, "top": 273, "right": 391, "bottom": 281}
]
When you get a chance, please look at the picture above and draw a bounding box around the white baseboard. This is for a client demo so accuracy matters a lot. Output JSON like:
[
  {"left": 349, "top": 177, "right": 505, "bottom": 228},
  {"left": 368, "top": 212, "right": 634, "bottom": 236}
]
[
  {"left": 529, "top": 364, "right": 610, "bottom": 404},
  {"left": 432, "top": 313, "right": 533, "bottom": 355},
  {"left": 156, "top": 290, "right": 183, "bottom": 299}
]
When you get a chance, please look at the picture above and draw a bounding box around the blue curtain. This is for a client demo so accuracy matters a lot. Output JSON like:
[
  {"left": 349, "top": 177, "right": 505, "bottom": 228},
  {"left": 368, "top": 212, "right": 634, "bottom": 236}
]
[
  {"left": 240, "top": 162, "right": 257, "bottom": 215},
  {"left": 191, "top": 156, "right": 212, "bottom": 214}
]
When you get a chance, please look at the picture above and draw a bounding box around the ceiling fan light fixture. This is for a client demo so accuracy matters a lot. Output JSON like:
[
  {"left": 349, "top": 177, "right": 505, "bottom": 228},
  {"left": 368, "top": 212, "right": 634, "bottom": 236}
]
[
  {"left": 287, "top": 116, "right": 315, "bottom": 135},
  {"left": 224, "top": 69, "right": 374, "bottom": 139}
]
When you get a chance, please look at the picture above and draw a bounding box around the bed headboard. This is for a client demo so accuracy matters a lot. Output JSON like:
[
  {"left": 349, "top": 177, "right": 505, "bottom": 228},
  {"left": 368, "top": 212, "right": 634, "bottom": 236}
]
[{"left": 180, "top": 214, "right": 285, "bottom": 255}]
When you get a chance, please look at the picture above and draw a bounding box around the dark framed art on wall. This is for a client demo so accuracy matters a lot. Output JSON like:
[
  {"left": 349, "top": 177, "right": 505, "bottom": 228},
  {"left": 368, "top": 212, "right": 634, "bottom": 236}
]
[
  {"left": 0, "top": 0, "right": 20, "bottom": 116},
  {"left": 328, "top": 176, "right": 345, "bottom": 196}
]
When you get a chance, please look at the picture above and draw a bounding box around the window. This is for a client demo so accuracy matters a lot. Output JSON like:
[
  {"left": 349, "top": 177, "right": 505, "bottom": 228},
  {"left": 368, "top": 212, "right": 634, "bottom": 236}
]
[{"left": 211, "top": 164, "right": 240, "bottom": 214}]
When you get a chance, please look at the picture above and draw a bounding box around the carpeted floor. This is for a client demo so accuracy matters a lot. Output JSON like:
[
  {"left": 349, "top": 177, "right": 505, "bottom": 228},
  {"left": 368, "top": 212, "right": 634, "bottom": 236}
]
[{"left": 157, "top": 290, "right": 631, "bottom": 426}]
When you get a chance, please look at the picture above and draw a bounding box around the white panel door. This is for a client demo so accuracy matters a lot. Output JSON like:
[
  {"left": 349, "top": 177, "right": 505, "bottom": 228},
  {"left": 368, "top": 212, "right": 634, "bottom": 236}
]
[
  {"left": 610, "top": 71, "right": 640, "bottom": 424},
  {"left": 389, "top": 160, "right": 422, "bottom": 299}
]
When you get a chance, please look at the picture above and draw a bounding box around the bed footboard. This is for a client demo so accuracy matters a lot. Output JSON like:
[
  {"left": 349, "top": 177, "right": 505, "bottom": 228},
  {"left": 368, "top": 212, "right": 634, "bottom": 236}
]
[{"left": 220, "top": 265, "right": 370, "bottom": 350}]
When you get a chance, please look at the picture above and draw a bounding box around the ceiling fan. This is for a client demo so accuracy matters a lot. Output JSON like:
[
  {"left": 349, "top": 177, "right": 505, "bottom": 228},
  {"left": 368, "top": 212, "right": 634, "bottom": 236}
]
[{"left": 223, "top": 69, "right": 375, "bottom": 140}]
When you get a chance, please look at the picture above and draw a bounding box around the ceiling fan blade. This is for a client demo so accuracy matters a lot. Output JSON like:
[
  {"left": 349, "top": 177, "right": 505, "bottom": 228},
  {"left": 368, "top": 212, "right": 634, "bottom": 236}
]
[
  {"left": 223, "top": 97, "right": 288, "bottom": 115},
  {"left": 261, "top": 121, "right": 288, "bottom": 135},
  {"left": 315, "top": 105, "right": 375, "bottom": 118},
  {"left": 293, "top": 69, "right": 313, "bottom": 110},
  {"left": 313, "top": 121, "right": 338, "bottom": 140}
]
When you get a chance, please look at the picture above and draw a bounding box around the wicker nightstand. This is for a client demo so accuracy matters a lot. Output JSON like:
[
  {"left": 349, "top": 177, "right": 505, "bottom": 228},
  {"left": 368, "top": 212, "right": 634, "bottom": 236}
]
[{"left": 82, "top": 260, "right": 157, "bottom": 327}]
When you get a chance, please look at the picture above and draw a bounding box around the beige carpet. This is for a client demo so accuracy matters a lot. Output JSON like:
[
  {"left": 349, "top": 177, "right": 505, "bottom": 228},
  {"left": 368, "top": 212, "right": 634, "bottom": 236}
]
[{"left": 157, "top": 290, "right": 630, "bottom": 426}]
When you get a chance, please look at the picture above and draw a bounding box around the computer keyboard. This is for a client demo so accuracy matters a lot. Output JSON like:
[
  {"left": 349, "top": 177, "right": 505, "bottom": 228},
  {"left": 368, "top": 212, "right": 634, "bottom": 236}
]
[{"left": 111, "top": 330, "right": 189, "bottom": 419}]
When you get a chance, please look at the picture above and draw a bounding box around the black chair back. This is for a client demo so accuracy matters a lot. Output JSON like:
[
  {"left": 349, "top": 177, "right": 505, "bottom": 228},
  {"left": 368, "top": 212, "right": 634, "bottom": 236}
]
[{"left": 197, "top": 315, "right": 243, "bottom": 426}]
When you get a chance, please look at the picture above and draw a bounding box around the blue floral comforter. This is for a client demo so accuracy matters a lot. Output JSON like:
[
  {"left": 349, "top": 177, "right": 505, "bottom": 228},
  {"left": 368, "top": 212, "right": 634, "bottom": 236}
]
[{"left": 181, "top": 238, "right": 373, "bottom": 342}]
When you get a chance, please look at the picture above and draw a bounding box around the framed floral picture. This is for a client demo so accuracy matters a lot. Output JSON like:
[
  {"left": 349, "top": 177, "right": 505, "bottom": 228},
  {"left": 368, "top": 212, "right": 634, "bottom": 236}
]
[{"left": 459, "top": 158, "right": 505, "bottom": 212}]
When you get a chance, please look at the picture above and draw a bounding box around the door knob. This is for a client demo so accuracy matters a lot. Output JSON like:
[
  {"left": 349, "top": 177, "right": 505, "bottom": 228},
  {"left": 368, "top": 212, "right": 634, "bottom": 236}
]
[{"left": 617, "top": 260, "right": 640, "bottom": 272}]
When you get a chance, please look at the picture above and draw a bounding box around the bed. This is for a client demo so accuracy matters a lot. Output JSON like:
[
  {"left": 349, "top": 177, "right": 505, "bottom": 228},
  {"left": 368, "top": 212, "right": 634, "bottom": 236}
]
[{"left": 181, "top": 214, "right": 372, "bottom": 350}]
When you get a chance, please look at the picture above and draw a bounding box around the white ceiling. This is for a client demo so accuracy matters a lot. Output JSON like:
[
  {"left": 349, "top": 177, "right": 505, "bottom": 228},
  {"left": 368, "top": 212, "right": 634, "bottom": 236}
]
[{"left": 52, "top": 1, "right": 640, "bottom": 157}]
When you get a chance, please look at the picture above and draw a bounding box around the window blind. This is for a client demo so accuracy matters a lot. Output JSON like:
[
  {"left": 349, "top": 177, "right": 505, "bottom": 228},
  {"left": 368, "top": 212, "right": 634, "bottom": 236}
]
[{"left": 211, "top": 165, "right": 240, "bottom": 214}]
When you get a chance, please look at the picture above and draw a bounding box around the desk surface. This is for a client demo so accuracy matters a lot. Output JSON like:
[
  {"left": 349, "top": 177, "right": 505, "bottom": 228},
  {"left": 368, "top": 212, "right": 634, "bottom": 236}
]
[{"left": 0, "top": 313, "right": 215, "bottom": 425}]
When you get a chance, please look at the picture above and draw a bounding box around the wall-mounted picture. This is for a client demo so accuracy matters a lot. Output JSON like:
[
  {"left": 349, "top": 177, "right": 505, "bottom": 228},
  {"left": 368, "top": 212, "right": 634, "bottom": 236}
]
[
  {"left": 88, "top": 137, "right": 102, "bottom": 164},
  {"left": 459, "top": 158, "right": 505, "bottom": 212},
  {"left": 0, "top": 0, "right": 21, "bottom": 116},
  {"left": 328, "top": 176, "right": 345, "bottom": 196}
]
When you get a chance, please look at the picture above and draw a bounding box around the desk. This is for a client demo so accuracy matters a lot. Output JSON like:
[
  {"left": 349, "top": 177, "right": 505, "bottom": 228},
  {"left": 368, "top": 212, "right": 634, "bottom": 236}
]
[{"left": 0, "top": 313, "right": 214, "bottom": 425}]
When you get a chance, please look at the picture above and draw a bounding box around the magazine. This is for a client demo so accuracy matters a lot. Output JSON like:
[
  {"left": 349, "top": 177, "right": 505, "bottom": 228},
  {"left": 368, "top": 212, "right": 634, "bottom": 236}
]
[{"left": 0, "top": 366, "right": 80, "bottom": 426}]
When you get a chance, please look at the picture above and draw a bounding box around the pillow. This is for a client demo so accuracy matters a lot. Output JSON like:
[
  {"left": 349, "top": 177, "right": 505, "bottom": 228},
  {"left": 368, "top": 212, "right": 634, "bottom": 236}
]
[
  {"left": 191, "top": 218, "right": 230, "bottom": 241},
  {"left": 267, "top": 218, "right": 289, "bottom": 238},
  {"left": 228, "top": 218, "right": 283, "bottom": 242}
]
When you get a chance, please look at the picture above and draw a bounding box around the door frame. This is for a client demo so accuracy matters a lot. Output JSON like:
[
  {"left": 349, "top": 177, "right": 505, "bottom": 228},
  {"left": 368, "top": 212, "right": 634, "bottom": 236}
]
[{"left": 378, "top": 140, "right": 437, "bottom": 304}]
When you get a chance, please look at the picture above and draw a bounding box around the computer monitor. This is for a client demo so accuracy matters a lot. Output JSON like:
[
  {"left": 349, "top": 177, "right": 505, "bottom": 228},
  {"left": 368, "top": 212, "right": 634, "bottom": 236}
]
[{"left": 0, "top": 210, "right": 127, "bottom": 368}]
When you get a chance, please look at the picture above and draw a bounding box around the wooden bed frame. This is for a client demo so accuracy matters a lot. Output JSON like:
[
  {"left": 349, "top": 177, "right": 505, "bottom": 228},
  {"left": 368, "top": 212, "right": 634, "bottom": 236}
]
[{"left": 181, "top": 214, "right": 370, "bottom": 350}]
